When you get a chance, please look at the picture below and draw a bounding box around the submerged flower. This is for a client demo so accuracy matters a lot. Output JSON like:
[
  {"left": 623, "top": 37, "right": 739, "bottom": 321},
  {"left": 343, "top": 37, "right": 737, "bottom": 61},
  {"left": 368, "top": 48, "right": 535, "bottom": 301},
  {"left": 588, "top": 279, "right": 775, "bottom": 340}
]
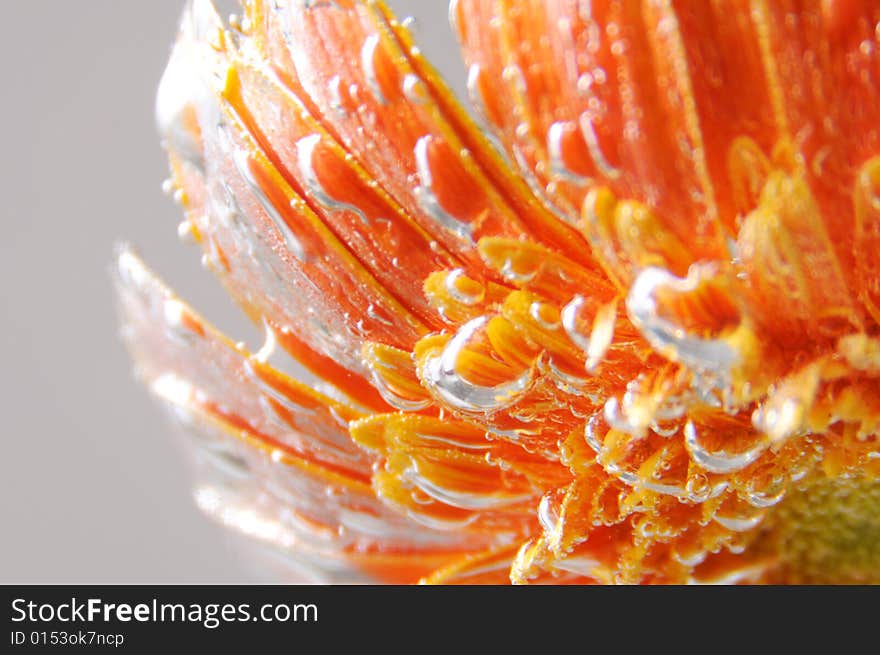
[{"left": 115, "top": 0, "right": 880, "bottom": 583}]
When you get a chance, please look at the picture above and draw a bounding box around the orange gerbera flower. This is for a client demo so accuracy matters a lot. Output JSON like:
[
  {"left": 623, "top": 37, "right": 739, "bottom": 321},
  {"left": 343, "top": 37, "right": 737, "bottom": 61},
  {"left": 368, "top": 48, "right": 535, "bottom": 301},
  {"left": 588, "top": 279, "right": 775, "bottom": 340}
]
[{"left": 115, "top": 0, "right": 880, "bottom": 584}]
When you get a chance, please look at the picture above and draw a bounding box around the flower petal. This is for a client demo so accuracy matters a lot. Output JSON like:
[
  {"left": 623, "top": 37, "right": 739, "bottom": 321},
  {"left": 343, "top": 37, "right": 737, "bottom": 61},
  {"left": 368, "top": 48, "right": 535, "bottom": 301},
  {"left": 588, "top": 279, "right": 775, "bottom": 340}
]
[
  {"left": 114, "top": 246, "right": 487, "bottom": 581},
  {"left": 250, "top": 0, "right": 592, "bottom": 264}
]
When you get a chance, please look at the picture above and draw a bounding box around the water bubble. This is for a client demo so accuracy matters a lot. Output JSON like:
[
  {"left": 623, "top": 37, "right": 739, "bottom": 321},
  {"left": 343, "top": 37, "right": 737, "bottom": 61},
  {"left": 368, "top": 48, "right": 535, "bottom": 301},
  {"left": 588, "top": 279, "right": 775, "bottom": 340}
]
[
  {"left": 547, "top": 121, "right": 589, "bottom": 185},
  {"left": 529, "top": 301, "right": 560, "bottom": 330},
  {"left": 360, "top": 34, "right": 388, "bottom": 104},
  {"left": 177, "top": 220, "right": 196, "bottom": 244},
  {"left": 626, "top": 265, "right": 738, "bottom": 375},
  {"left": 404, "top": 459, "right": 533, "bottom": 511},
  {"left": 561, "top": 295, "right": 592, "bottom": 351},
  {"left": 537, "top": 494, "right": 559, "bottom": 533},
  {"left": 296, "top": 134, "right": 371, "bottom": 225},
  {"left": 232, "top": 149, "right": 307, "bottom": 261},
  {"left": 445, "top": 269, "right": 484, "bottom": 306},
  {"left": 684, "top": 420, "right": 767, "bottom": 474},
  {"left": 422, "top": 317, "right": 533, "bottom": 412},
  {"left": 413, "top": 135, "right": 475, "bottom": 242},
  {"left": 402, "top": 74, "right": 428, "bottom": 105},
  {"left": 713, "top": 509, "right": 765, "bottom": 532}
]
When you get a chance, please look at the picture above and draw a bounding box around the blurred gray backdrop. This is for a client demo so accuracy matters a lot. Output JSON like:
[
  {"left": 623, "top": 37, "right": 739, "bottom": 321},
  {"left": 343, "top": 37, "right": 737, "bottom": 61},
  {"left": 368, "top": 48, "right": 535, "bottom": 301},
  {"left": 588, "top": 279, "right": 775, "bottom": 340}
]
[{"left": 0, "top": 1, "right": 464, "bottom": 582}]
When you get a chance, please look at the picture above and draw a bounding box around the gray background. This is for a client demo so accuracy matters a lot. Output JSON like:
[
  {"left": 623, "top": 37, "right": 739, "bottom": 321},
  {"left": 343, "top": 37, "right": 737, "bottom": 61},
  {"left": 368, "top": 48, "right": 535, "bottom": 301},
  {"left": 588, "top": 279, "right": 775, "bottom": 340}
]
[{"left": 0, "top": 1, "right": 463, "bottom": 582}]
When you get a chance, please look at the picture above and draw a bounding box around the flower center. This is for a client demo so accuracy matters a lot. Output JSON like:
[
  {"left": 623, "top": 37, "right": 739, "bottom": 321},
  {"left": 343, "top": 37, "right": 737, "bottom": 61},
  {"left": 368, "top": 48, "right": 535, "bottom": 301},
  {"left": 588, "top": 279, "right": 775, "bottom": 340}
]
[{"left": 756, "top": 472, "right": 880, "bottom": 583}]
